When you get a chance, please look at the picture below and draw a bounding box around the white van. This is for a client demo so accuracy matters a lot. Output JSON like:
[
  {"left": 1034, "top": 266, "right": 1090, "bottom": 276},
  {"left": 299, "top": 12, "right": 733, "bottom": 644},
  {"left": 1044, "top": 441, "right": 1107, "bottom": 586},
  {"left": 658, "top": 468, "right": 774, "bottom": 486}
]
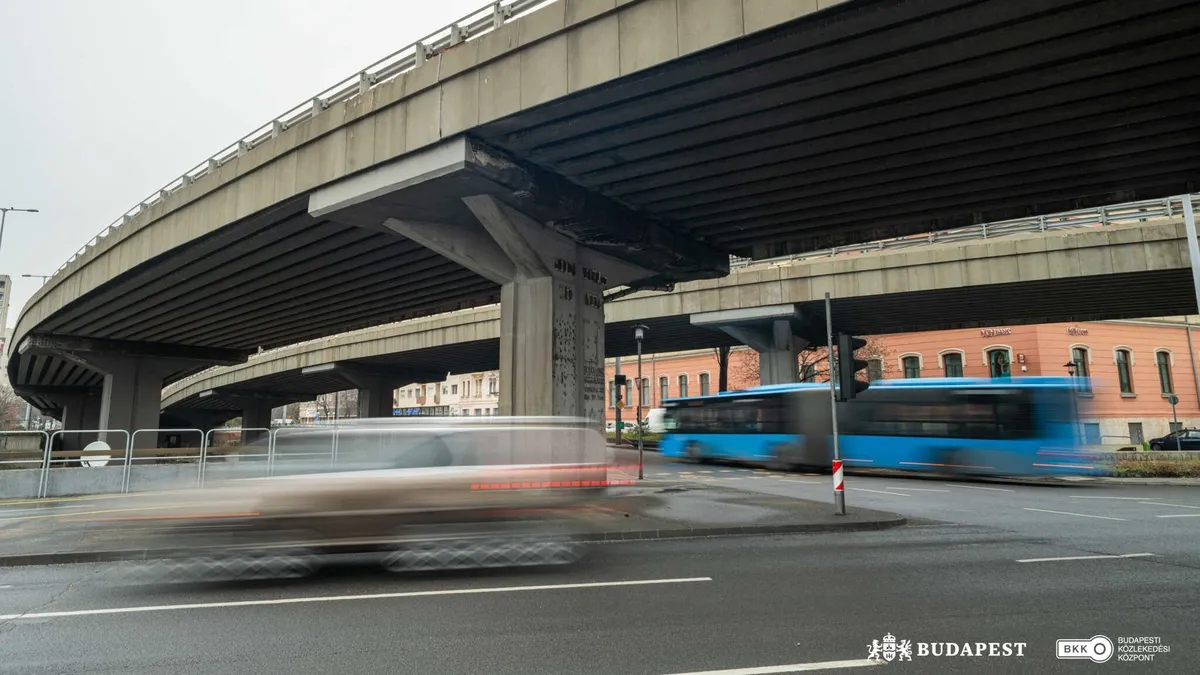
[{"left": 646, "top": 408, "right": 667, "bottom": 434}]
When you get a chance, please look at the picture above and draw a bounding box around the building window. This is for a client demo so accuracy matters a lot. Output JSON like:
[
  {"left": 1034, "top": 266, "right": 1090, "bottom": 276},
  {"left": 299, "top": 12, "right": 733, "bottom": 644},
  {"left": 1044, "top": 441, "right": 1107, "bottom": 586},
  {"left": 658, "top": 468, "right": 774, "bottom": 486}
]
[
  {"left": 451, "top": 384, "right": 458, "bottom": 395},
  {"left": 678, "top": 374, "right": 689, "bottom": 398},
  {"left": 942, "top": 353, "right": 964, "bottom": 378},
  {"left": 659, "top": 376, "right": 669, "bottom": 403},
  {"left": 493, "top": 408, "right": 499, "bottom": 416},
  {"left": 1170, "top": 421, "right": 1183, "bottom": 434},
  {"left": 640, "top": 378, "right": 649, "bottom": 406},
  {"left": 1071, "top": 346, "right": 1091, "bottom": 393},
  {"left": 488, "top": 377, "right": 499, "bottom": 396},
  {"left": 868, "top": 359, "right": 883, "bottom": 382},
  {"left": 801, "top": 363, "right": 817, "bottom": 382},
  {"left": 986, "top": 348, "right": 1011, "bottom": 378},
  {"left": 475, "top": 408, "right": 482, "bottom": 416},
  {"left": 1156, "top": 350, "right": 1174, "bottom": 394},
  {"left": 609, "top": 380, "right": 616, "bottom": 408},
  {"left": 699, "top": 373, "right": 711, "bottom": 396},
  {"left": 1083, "top": 423, "right": 1101, "bottom": 445},
  {"left": 902, "top": 356, "right": 921, "bottom": 379},
  {"left": 1128, "top": 422, "right": 1143, "bottom": 444},
  {"left": 1116, "top": 348, "right": 1134, "bottom": 394}
]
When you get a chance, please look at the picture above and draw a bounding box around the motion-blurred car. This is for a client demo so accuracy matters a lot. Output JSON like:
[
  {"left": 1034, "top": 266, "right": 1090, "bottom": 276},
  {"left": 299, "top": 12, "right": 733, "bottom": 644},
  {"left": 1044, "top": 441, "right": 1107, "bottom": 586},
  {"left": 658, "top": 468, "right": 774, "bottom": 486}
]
[{"left": 90, "top": 417, "right": 610, "bottom": 581}]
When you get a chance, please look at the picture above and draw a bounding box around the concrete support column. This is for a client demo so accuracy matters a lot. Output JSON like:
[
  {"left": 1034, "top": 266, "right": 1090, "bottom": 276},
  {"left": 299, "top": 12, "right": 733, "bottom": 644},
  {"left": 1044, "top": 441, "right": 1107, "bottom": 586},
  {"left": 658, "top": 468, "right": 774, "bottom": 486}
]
[
  {"left": 241, "top": 401, "right": 274, "bottom": 445},
  {"left": 94, "top": 358, "right": 174, "bottom": 450},
  {"left": 387, "top": 195, "right": 644, "bottom": 427},
  {"left": 57, "top": 391, "right": 102, "bottom": 452},
  {"left": 356, "top": 385, "right": 395, "bottom": 419},
  {"left": 498, "top": 272, "right": 604, "bottom": 418},
  {"left": 756, "top": 320, "right": 803, "bottom": 385}
]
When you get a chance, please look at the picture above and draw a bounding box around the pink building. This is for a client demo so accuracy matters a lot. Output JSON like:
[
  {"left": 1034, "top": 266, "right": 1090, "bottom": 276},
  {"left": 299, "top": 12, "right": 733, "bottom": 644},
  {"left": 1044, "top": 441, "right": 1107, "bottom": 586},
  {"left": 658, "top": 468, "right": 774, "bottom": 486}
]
[{"left": 606, "top": 317, "right": 1200, "bottom": 445}]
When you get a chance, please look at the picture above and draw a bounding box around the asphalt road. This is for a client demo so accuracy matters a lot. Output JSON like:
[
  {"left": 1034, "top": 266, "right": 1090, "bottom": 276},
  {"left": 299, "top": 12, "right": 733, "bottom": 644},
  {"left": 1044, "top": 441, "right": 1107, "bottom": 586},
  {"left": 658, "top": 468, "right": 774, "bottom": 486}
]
[
  {"left": 2, "top": 462, "right": 1197, "bottom": 674},
  {"left": 1, "top": 521, "right": 1196, "bottom": 674},
  {"left": 645, "top": 460, "right": 1200, "bottom": 564}
]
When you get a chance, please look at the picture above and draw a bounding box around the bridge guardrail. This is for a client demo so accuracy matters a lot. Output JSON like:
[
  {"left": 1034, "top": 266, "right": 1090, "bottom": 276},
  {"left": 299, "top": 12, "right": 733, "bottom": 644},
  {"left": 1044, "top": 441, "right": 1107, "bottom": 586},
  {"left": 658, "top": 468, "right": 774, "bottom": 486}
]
[
  {"left": 49, "top": 0, "right": 555, "bottom": 281},
  {"left": 731, "top": 194, "right": 1200, "bottom": 268}
]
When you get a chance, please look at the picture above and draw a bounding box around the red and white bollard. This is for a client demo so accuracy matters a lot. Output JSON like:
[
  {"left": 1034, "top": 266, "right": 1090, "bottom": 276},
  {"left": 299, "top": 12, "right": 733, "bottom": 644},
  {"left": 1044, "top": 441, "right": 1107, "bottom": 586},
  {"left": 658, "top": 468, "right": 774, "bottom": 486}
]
[{"left": 832, "top": 459, "right": 846, "bottom": 515}]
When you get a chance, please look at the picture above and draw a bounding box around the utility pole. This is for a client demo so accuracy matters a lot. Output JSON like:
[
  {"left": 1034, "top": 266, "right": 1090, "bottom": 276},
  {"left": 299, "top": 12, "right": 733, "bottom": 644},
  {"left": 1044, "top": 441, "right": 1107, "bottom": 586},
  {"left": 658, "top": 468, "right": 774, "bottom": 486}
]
[{"left": 634, "top": 325, "right": 648, "bottom": 480}]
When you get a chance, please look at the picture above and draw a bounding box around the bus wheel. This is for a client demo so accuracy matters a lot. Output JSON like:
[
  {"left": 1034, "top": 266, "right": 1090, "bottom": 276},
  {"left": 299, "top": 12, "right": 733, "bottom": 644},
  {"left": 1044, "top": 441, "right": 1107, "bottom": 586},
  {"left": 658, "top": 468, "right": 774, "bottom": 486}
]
[{"left": 686, "top": 442, "right": 705, "bottom": 463}]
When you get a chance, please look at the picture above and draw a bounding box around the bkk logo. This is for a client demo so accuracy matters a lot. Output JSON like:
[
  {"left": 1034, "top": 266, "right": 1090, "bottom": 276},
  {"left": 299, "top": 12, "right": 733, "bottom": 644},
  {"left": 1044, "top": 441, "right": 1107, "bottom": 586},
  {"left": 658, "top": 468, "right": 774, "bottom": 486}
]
[{"left": 868, "top": 634, "right": 1027, "bottom": 662}]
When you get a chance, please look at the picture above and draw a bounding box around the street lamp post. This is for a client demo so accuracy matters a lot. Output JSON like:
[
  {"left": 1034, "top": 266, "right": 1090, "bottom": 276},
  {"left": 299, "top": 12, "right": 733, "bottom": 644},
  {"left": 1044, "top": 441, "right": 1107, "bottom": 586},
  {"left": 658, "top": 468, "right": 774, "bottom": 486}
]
[
  {"left": 3, "top": 208, "right": 41, "bottom": 431},
  {"left": 634, "top": 324, "right": 648, "bottom": 480},
  {"left": 21, "top": 274, "right": 52, "bottom": 286},
  {"left": 1064, "top": 361, "right": 1083, "bottom": 443},
  {"left": 0, "top": 207, "right": 39, "bottom": 256}
]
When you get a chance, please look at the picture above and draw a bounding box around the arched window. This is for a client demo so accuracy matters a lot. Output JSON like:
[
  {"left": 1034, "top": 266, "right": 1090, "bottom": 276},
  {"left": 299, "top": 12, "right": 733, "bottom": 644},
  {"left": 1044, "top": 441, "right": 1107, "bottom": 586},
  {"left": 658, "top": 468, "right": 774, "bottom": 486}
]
[
  {"left": 1156, "top": 350, "right": 1173, "bottom": 395},
  {"left": 1071, "top": 346, "right": 1092, "bottom": 393},
  {"left": 868, "top": 358, "right": 884, "bottom": 382},
  {"left": 941, "top": 351, "right": 964, "bottom": 378},
  {"left": 659, "top": 376, "right": 669, "bottom": 403},
  {"left": 984, "top": 346, "right": 1012, "bottom": 379},
  {"left": 902, "top": 356, "right": 921, "bottom": 379},
  {"left": 678, "top": 374, "right": 689, "bottom": 398},
  {"left": 1115, "top": 348, "right": 1134, "bottom": 394},
  {"left": 699, "top": 372, "right": 711, "bottom": 396}
]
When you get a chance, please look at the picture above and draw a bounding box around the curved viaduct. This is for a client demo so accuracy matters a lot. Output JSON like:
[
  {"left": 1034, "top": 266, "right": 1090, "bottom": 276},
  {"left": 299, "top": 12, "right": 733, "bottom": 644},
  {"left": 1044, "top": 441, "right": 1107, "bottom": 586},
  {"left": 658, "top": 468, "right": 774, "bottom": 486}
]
[
  {"left": 162, "top": 216, "right": 1199, "bottom": 425},
  {"left": 11, "top": 0, "right": 1200, "bottom": 437}
]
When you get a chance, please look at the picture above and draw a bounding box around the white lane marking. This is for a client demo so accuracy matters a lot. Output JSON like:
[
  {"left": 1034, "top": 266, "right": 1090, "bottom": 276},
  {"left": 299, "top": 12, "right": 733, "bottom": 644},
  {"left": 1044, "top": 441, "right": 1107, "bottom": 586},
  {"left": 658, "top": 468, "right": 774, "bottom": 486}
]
[
  {"left": 0, "top": 576, "right": 712, "bottom": 621},
  {"left": 1069, "top": 496, "right": 1160, "bottom": 500},
  {"left": 945, "top": 484, "right": 1013, "bottom": 492},
  {"left": 1138, "top": 502, "right": 1200, "bottom": 509},
  {"left": 780, "top": 479, "right": 822, "bottom": 485},
  {"left": 660, "top": 659, "right": 881, "bottom": 675},
  {"left": 851, "top": 488, "right": 910, "bottom": 497},
  {"left": 1024, "top": 508, "right": 1127, "bottom": 521},
  {"left": 1017, "top": 553, "right": 1156, "bottom": 563},
  {"left": 886, "top": 486, "right": 949, "bottom": 492},
  {"left": 1157, "top": 514, "right": 1200, "bottom": 518}
]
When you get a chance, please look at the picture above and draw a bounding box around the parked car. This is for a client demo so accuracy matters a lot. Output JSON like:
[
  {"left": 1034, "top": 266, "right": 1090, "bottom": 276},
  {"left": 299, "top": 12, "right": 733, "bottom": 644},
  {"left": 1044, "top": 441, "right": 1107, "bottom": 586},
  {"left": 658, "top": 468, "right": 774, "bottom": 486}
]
[{"left": 1147, "top": 429, "right": 1200, "bottom": 451}]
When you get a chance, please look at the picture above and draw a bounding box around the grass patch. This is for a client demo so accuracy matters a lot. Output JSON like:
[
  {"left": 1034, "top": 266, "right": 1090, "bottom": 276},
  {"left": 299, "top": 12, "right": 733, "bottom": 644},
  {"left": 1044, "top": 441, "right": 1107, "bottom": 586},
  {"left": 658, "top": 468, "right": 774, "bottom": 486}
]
[{"left": 1112, "top": 458, "right": 1200, "bottom": 478}]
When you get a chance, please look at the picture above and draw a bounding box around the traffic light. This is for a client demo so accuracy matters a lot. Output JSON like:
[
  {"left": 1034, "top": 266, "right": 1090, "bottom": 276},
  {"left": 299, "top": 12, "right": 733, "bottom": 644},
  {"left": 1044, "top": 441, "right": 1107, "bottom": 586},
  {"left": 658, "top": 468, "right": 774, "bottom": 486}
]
[
  {"left": 836, "top": 333, "right": 870, "bottom": 401},
  {"left": 614, "top": 374, "right": 628, "bottom": 406}
]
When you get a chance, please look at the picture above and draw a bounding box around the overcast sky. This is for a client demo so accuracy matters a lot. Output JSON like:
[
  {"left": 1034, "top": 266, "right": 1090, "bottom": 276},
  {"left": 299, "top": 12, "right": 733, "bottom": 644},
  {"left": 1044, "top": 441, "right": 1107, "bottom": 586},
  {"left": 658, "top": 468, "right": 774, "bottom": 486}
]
[{"left": 0, "top": 0, "right": 488, "bottom": 331}]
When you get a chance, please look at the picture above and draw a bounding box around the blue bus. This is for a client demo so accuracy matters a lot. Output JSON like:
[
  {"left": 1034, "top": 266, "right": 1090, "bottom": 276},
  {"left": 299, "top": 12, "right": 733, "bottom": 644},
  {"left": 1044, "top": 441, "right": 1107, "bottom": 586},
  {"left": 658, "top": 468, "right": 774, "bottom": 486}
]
[{"left": 659, "top": 377, "right": 1104, "bottom": 477}]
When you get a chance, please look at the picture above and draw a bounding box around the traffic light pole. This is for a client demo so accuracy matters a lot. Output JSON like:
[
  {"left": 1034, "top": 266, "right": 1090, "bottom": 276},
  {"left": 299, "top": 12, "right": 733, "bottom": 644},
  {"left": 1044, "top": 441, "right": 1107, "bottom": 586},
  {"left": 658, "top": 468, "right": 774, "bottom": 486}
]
[{"left": 825, "top": 292, "right": 846, "bottom": 515}]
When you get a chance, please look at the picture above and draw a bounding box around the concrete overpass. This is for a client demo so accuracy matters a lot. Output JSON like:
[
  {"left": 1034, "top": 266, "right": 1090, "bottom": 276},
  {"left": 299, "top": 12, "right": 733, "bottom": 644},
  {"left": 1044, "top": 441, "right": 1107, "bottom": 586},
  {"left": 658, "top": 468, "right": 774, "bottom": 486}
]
[
  {"left": 13, "top": 0, "right": 1200, "bottom": 437},
  {"left": 162, "top": 213, "right": 1199, "bottom": 423}
]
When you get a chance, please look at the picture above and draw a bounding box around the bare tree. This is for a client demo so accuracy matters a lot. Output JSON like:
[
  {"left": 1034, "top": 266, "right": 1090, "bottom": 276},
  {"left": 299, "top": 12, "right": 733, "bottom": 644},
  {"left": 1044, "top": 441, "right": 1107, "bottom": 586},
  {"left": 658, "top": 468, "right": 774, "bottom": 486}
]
[
  {"left": 731, "top": 337, "right": 893, "bottom": 385},
  {"left": 0, "top": 385, "right": 25, "bottom": 430}
]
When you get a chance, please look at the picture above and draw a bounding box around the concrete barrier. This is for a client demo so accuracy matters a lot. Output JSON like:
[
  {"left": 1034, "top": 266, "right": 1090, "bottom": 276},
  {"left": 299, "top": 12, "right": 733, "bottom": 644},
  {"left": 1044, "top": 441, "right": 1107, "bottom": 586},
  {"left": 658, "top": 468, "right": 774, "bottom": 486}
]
[{"left": 0, "top": 470, "right": 42, "bottom": 499}]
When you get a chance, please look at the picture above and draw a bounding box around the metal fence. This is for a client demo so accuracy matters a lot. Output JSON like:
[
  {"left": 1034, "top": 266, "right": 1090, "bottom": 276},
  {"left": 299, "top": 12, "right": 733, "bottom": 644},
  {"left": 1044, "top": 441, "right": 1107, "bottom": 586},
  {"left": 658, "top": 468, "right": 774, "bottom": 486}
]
[
  {"left": 0, "top": 425, "right": 399, "bottom": 498},
  {"left": 48, "top": 0, "right": 556, "bottom": 280},
  {"left": 730, "top": 194, "right": 1200, "bottom": 268}
]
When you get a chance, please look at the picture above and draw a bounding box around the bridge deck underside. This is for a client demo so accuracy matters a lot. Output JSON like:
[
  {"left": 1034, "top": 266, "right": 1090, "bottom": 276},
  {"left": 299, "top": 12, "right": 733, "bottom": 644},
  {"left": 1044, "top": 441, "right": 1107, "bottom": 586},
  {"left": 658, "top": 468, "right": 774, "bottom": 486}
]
[{"left": 478, "top": 0, "right": 1200, "bottom": 259}]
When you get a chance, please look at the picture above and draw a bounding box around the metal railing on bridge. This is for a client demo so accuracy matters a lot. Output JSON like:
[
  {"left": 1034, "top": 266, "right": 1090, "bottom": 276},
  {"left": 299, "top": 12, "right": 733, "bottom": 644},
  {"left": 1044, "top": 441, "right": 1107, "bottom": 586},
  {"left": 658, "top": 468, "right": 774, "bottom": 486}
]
[
  {"left": 730, "top": 194, "right": 1200, "bottom": 268},
  {"left": 48, "top": 0, "right": 558, "bottom": 281}
]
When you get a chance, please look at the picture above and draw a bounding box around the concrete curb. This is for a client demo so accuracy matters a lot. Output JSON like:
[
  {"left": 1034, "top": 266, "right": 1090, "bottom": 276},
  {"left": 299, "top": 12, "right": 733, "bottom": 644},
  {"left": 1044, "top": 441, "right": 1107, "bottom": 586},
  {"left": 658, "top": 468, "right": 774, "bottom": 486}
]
[{"left": 0, "top": 516, "right": 907, "bottom": 568}]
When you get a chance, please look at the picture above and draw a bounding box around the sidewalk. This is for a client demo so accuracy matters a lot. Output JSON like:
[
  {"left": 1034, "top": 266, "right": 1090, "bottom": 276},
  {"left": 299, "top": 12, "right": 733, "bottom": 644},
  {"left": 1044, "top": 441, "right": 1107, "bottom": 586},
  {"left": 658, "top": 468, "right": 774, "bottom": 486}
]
[{"left": 0, "top": 483, "right": 905, "bottom": 567}]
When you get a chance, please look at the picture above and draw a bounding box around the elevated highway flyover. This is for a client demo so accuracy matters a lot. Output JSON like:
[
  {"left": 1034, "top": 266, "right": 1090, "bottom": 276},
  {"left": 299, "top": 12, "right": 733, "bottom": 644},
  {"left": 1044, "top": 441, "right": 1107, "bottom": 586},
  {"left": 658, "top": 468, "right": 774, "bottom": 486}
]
[
  {"left": 11, "top": 0, "right": 1200, "bottom": 441},
  {"left": 161, "top": 204, "right": 1200, "bottom": 426}
]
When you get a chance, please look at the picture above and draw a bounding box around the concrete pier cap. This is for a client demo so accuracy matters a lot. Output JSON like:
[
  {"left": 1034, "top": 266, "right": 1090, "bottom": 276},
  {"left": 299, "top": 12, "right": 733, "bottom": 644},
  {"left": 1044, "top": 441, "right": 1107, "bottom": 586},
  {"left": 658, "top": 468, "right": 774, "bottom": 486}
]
[
  {"left": 691, "top": 304, "right": 814, "bottom": 385},
  {"left": 308, "top": 135, "right": 727, "bottom": 426}
]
